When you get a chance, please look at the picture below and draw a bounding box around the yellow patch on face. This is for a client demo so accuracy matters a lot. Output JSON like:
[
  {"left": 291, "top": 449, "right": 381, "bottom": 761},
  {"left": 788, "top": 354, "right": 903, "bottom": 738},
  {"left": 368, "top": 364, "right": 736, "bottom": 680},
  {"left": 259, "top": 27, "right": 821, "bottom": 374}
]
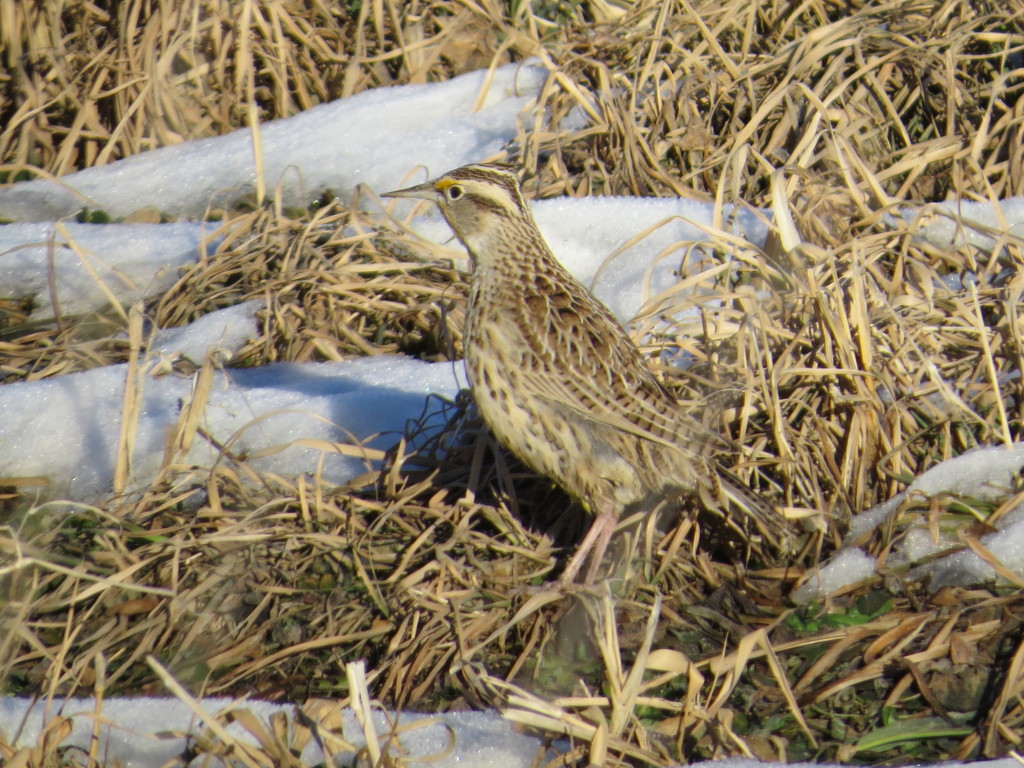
[{"left": 435, "top": 179, "right": 459, "bottom": 193}]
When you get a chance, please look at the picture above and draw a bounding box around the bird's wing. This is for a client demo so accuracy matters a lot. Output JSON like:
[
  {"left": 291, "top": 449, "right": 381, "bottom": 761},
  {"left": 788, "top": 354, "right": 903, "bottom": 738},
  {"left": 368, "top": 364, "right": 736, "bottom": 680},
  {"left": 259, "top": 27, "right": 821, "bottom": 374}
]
[
  {"left": 512, "top": 286, "right": 731, "bottom": 458},
  {"left": 503, "top": 281, "right": 790, "bottom": 553}
]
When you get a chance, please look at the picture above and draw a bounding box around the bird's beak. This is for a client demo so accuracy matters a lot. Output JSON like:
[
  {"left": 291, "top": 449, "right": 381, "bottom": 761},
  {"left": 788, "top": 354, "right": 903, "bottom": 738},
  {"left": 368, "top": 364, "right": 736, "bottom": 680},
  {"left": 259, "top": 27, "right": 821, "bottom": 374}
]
[{"left": 382, "top": 179, "right": 440, "bottom": 203}]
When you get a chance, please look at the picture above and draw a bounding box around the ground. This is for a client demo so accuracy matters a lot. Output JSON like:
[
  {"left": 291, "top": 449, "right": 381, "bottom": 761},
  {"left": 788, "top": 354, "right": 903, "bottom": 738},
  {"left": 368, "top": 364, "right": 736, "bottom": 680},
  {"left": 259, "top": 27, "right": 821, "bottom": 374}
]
[{"left": 3, "top": 1, "right": 1024, "bottom": 765}]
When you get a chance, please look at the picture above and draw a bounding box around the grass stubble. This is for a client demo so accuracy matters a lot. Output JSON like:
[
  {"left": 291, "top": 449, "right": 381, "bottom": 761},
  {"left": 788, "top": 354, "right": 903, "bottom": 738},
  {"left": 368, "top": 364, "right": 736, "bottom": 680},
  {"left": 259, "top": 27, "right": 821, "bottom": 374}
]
[{"left": 3, "top": 0, "right": 1024, "bottom": 765}]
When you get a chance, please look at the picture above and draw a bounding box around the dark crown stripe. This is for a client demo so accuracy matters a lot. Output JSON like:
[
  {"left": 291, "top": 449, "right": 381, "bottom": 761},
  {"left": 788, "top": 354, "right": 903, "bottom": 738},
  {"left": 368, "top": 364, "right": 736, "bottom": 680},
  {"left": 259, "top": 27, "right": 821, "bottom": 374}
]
[{"left": 449, "top": 163, "right": 527, "bottom": 216}]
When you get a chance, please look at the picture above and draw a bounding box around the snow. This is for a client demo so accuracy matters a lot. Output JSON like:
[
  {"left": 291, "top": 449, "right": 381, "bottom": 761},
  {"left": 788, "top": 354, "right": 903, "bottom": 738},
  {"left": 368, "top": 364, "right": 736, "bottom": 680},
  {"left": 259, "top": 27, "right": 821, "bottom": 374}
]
[
  {"left": 794, "top": 444, "right": 1024, "bottom": 603},
  {"left": 0, "top": 302, "right": 461, "bottom": 501},
  {"left": 0, "top": 63, "right": 550, "bottom": 222},
  {"left": 793, "top": 548, "right": 878, "bottom": 601},
  {"left": 408, "top": 196, "right": 770, "bottom": 323},
  {"left": 4, "top": 695, "right": 1022, "bottom": 768},
  {"left": 0, "top": 696, "right": 550, "bottom": 768},
  {"left": 846, "top": 444, "right": 1024, "bottom": 543},
  {"left": 907, "top": 198, "right": 1024, "bottom": 251},
  {"left": 148, "top": 300, "right": 264, "bottom": 364},
  {"left": 3, "top": 59, "right": 1024, "bottom": 765},
  {"left": 0, "top": 221, "right": 216, "bottom": 322}
]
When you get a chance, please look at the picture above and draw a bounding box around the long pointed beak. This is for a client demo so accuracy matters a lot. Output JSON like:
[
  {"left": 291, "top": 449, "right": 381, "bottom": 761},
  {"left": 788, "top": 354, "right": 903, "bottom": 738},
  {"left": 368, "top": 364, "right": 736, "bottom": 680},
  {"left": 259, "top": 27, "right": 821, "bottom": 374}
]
[{"left": 382, "top": 179, "right": 440, "bottom": 202}]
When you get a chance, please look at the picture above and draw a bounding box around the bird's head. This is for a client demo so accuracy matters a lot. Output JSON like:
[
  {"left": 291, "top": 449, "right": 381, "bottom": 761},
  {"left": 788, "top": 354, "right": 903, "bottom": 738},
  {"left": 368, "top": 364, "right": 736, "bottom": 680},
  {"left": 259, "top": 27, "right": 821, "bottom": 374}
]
[{"left": 384, "top": 162, "right": 532, "bottom": 260}]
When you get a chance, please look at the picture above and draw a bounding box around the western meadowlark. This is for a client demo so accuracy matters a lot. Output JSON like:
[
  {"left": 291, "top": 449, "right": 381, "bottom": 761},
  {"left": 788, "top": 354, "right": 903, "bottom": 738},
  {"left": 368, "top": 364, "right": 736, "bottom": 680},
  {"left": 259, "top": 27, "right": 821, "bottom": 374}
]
[{"left": 385, "top": 162, "right": 785, "bottom": 583}]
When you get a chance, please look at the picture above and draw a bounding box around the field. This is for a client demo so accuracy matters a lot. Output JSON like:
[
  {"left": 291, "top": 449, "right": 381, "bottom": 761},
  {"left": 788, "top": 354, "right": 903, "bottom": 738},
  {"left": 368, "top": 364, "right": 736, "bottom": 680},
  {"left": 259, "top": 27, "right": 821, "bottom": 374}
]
[{"left": 3, "top": 0, "right": 1024, "bottom": 764}]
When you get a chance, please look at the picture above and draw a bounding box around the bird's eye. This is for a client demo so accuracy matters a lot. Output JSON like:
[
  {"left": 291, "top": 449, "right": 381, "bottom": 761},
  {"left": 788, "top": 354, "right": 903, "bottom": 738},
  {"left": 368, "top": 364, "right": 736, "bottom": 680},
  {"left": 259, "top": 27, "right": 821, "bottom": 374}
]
[{"left": 446, "top": 185, "right": 464, "bottom": 200}]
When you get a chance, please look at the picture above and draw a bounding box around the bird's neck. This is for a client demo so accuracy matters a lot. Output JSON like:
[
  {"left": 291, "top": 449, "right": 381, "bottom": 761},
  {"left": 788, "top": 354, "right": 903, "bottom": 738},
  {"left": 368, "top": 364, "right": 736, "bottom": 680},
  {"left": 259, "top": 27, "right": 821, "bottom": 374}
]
[{"left": 465, "top": 217, "right": 563, "bottom": 284}]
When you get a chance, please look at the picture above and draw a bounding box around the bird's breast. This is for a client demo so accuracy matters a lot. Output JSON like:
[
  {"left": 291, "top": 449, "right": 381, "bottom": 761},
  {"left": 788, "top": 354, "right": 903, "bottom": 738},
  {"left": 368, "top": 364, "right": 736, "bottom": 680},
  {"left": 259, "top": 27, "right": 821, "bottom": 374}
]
[{"left": 463, "top": 310, "right": 649, "bottom": 508}]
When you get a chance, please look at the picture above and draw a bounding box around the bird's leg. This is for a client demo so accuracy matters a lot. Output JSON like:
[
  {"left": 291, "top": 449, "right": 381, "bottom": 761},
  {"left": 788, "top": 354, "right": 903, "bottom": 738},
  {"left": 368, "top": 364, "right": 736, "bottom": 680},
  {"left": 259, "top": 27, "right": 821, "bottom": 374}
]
[{"left": 558, "top": 504, "right": 618, "bottom": 585}]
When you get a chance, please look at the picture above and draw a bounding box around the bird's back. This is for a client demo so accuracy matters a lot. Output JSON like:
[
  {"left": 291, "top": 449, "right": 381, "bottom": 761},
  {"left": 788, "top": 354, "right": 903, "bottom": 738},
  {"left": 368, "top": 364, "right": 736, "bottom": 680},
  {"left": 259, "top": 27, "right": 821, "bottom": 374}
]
[{"left": 464, "top": 223, "right": 722, "bottom": 510}]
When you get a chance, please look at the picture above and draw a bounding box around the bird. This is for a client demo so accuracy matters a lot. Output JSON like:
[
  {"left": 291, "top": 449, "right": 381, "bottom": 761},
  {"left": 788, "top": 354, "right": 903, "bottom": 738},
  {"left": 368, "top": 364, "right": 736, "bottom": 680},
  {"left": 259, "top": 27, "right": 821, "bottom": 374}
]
[{"left": 384, "top": 162, "right": 785, "bottom": 583}]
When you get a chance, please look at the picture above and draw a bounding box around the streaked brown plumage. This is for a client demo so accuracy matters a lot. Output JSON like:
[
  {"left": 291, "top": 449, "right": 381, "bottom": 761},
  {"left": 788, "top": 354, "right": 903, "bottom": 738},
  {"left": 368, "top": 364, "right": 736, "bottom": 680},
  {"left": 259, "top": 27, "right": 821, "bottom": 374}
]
[{"left": 385, "top": 162, "right": 785, "bottom": 583}]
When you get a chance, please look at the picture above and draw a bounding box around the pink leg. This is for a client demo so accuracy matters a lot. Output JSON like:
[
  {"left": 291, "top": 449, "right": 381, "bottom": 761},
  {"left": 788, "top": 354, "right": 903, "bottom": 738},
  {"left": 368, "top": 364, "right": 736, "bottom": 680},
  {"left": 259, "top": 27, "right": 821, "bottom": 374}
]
[{"left": 559, "top": 506, "right": 619, "bottom": 584}]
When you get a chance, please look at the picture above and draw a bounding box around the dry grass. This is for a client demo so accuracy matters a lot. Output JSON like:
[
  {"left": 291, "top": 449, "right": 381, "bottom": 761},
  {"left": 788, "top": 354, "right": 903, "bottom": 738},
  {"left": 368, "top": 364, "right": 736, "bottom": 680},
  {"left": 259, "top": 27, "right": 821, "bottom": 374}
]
[{"left": 4, "top": 0, "right": 1024, "bottom": 765}]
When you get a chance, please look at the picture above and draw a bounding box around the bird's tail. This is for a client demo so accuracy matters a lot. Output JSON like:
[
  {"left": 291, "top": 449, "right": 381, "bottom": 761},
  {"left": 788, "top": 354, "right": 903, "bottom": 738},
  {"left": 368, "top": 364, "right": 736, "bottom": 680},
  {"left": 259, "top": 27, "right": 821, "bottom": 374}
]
[{"left": 696, "top": 463, "right": 794, "bottom": 559}]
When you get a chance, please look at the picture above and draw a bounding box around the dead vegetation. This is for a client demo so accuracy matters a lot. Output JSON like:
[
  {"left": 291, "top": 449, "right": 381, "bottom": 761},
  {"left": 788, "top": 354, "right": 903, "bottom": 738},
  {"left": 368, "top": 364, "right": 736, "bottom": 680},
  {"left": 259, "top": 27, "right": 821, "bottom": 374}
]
[{"left": 3, "top": 0, "right": 1024, "bottom": 765}]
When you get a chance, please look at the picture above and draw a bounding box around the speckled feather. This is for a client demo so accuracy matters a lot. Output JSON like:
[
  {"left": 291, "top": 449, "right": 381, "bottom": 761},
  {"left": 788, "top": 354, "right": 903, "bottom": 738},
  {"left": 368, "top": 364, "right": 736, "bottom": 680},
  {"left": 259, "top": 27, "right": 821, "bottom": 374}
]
[{"left": 385, "top": 162, "right": 786, "bottom": 580}]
